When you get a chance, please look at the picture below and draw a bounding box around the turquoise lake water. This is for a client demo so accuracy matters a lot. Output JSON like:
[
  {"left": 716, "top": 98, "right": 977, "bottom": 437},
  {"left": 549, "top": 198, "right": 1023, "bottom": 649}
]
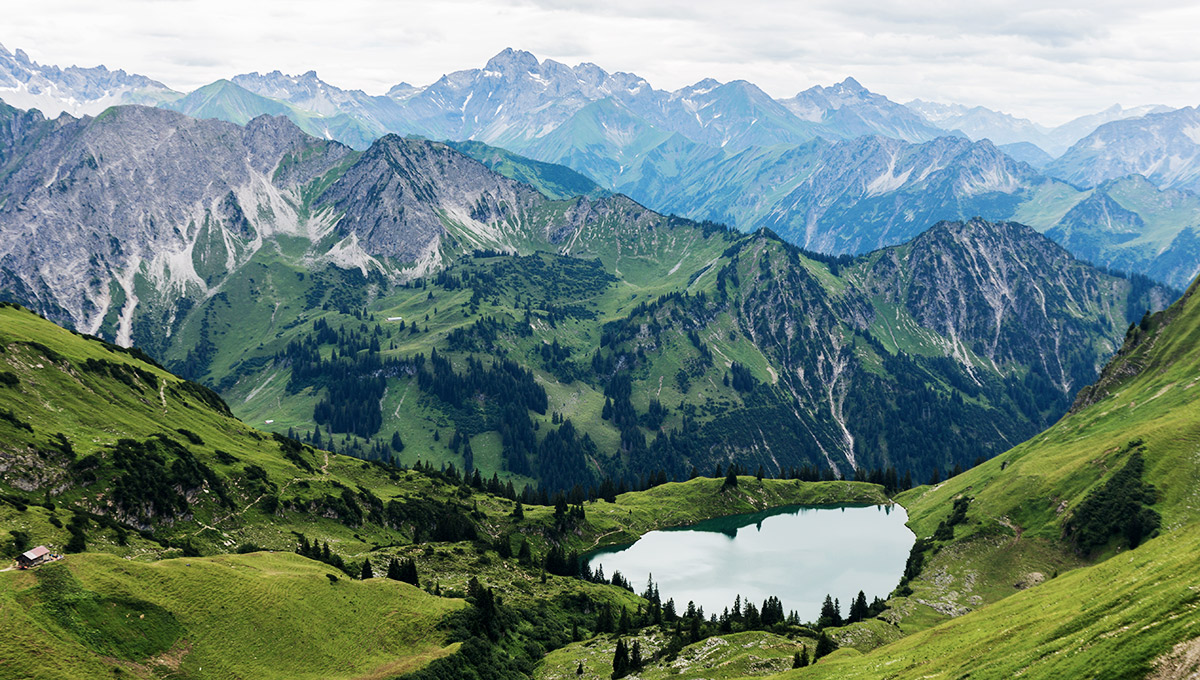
[{"left": 586, "top": 504, "right": 914, "bottom": 621}]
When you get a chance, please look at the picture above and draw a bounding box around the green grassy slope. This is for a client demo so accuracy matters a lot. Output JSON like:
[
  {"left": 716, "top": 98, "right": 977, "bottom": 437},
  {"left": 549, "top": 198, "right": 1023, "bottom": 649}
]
[
  {"left": 0, "top": 300, "right": 896, "bottom": 677},
  {"left": 447, "top": 140, "right": 607, "bottom": 201},
  {"left": 786, "top": 520, "right": 1200, "bottom": 679},
  {"left": 0, "top": 553, "right": 463, "bottom": 680}
]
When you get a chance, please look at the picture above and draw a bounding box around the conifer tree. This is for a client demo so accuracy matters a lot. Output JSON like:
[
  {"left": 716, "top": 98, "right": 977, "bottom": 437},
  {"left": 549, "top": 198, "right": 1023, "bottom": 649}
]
[
  {"left": 399, "top": 558, "right": 419, "bottom": 586},
  {"left": 814, "top": 631, "right": 837, "bottom": 659},
  {"left": 849, "top": 590, "right": 869, "bottom": 623},
  {"left": 596, "top": 605, "right": 615, "bottom": 634},
  {"left": 618, "top": 607, "right": 631, "bottom": 634},
  {"left": 361, "top": 559, "right": 373, "bottom": 580},
  {"left": 611, "top": 639, "right": 629, "bottom": 679},
  {"left": 723, "top": 468, "right": 739, "bottom": 489}
]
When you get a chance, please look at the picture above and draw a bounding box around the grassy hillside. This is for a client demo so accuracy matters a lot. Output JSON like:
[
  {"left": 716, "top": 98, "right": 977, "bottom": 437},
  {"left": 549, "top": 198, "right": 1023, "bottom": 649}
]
[
  {"left": 786, "top": 520, "right": 1200, "bottom": 679},
  {"left": 0, "top": 300, "right": 895, "bottom": 677},
  {"left": 0, "top": 552, "right": 462, "bottom": 680},
  {"left": 447, "top": 140, "right": 607, "bottom": 201}
]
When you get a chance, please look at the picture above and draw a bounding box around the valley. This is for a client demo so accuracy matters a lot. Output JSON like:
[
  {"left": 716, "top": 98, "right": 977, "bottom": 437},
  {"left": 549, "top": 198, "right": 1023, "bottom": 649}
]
[{"left": 1, "top": 33, "right": 1199, "bottom": 680}]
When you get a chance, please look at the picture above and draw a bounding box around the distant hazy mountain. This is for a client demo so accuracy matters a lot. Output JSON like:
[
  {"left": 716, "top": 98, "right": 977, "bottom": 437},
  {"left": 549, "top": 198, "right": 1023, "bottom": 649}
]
[
  {"left": 907, "top": 100, "right": 1174, "bottom": 157},
  {"left": 1046, "top": 107, "right": 1200, "bottom": 194},
  {"left": 557, "top": 130, "right": 1200, "bottom": 289},
  {"left": 162, "top": 79, "right": 381, "bottom": 149},
  {"left": 380, "top": 48, "right": 645, "bottom": 150},
  {"left": 4, "top": 45, "right": 1194, "bottom": 289},
  {"left": 0, "top": 43, "right": 178, "bottom": 117},
  {"left": 997, "top": 142, "right": 1054, "bottom": 169},
  {"left": 225, "top": 49, "right": 964, "bottom": 155},
  {"left": 781, "top": 78, "right": 947, "bottom": 143}
]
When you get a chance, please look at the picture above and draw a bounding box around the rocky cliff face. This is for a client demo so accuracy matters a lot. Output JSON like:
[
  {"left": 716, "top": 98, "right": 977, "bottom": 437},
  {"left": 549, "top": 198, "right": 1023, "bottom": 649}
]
[
  {"left": 870, "top": 219, "right": 1130, "bottom": 392},
  {"left": 0, "top": 106, "right": 350, "bottom": 342},
  {"left": 0, "top": 104, "right": 689, "bottom": 354},
  {"left": 317, "top": 136, "right": 546, "bottom": 265}
]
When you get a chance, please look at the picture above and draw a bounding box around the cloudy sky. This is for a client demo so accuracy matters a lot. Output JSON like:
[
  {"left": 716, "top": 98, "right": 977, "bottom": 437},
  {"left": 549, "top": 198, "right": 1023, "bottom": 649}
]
[{"left": 4, "top": 0, "right": 1199, "bottom": 125}]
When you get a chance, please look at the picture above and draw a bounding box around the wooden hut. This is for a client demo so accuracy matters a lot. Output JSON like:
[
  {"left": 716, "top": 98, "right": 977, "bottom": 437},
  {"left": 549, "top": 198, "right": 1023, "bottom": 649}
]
[{"left": 17, "top": 545, "right": 50, "bottom": 568}]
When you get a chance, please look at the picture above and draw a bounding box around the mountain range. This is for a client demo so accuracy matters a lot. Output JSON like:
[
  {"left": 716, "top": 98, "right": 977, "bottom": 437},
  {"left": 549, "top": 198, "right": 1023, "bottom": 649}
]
[
  {"left": 0, "top": 104, "right": 1173, "bottom": 488},
  {"left": 5, "top": 46, "right": 1198, "bottom": 289},
  {"left": 1046, "top": 106, "right": 1200, "bottom": 194},
  {"left": 907, "top": 100, "right": 1174, "bottom": 157},
  {"left": 1, "top": 44, "right": 1177, "bottom": 161},
  {"left": 3, "top": 40, "right": 1200, "bottom": 680},
  {"left": 0, "top": 43, "right": 179, "bottom": 117}
]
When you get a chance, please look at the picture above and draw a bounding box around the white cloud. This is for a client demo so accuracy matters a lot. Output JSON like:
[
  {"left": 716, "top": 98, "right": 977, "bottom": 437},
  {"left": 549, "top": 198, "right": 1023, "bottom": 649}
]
[{"left": 1, "top": 0, "right": 1198, "bottom": 125}]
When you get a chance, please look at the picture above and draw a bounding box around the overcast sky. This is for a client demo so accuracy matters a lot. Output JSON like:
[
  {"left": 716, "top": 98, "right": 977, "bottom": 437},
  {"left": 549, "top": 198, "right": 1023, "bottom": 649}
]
[{"left": 4, "top": 0, "right": 1198, "bottom": 126}]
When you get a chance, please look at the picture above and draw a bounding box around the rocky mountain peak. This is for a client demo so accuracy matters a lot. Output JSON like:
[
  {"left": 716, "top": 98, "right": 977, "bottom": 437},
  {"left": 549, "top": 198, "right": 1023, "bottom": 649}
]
[
  {"left": 484, "top": 47, "right": 542, "bottom": 75},
  {"left": 682, "top": 78, "right": 722, "bottom": 93},
  {"left": 385, "top": 82, "right": 420, "bottom": 99},
  {"left": 835, "top": 76, "right": 866, "bottom": 93}
]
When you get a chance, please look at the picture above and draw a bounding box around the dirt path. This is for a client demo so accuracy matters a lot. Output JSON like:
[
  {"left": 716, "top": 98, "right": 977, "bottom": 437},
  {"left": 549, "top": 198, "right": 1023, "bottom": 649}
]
[
  {"left": 393, "top": 382, "right": 412, "bottom": 418},
  {"left": 998, "top": 516, "right": 1023, "bottom": 545},
  {"left": 195, "top": 452, "right": 333, "bottom": 537},
  {"left": 584, "top": 528, "right": 630, "bottom": 552}
]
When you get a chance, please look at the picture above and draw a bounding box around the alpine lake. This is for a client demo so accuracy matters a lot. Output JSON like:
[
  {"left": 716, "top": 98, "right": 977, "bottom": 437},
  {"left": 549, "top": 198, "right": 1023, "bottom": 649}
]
[{"left": 585, "top": 504, "right": 915, "bottom": 621}]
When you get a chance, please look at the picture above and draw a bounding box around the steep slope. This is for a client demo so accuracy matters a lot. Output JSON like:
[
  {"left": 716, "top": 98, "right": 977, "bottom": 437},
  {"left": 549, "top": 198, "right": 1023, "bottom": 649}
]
[
  {"left": 1034, "top": 175, "right": 1200, "bottom": 288},
  {"left": 446, "top": 139, "right": 606, "bottom": 200},
  {"left": 996, "top": 141, "right": 1053, "bottom": 168},
  {"left": 0, "top": 105, "right": 353, "bottom": 344},
  {"left": 522, "top": 98, "right": 677, "bottom": 185},
  {"left": 1048, "top": 106, "right": 1200, "bottom": 193},
  {"left": 629, "top": 78, "right": 821, "bottom": 150}
]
